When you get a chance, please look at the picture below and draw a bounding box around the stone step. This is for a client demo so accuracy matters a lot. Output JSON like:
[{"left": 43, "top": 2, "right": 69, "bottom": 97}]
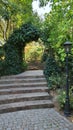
[
  {"left": 0, "top": 70, "right": 44, "bottom": 79},
  {"left": 0, "top": 78, "right": 46, "bottom": 84},
  {"left": 0, "top": 92, "right": 51, "bottom": 104},
  {"left": 0, "top": 70, "right": 54, "bottom": 114},
  {"left": 0, "top": 75, "right": 44, "bottom": 79},
  {"left": 0, "top": 100, "right": 54, "bottom": 114},
  {"left": 0, "top": 82, "right": 47, "bottom": 89},
  {"left": 0, "top": 87, "right": 49, "bottom": 95}
]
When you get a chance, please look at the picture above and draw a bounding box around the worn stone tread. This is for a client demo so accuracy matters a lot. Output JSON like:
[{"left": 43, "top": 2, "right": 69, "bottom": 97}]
[
  {"left": 0, "top": 87, "right": 49, "bottom": 95},
  {"left": 0, "top": 77, "right": 46, "bottom": 84},
  {"left": 0, "top": 92, "right": 51, "bottom": 104},
  {"left": 1, "top": 75, "right": 44, "bottom": 79},
  {"left": 0, "top": 70, "right": 54, "bottom": 115},
  {"left": 0, "top": 70, "right": 44, "bottom": 78},
  {"left": 0, "top": 92, "right": 49, "bottom": 100},
  {"left": 0, "top": 82, "right": 47, "bottom": 88},
  {"left": 0, "top": 100, "right": 54, "bottom": 114}
]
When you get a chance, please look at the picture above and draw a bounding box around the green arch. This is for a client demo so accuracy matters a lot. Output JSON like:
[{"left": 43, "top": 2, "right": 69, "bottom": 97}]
[{"left": 4, "top": 23, "right": 40, "bottom": 75}]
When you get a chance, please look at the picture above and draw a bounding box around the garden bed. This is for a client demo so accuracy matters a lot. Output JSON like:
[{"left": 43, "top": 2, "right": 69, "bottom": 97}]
[{"left": 50, "top": 90, "right": 73, "bottom": 123}]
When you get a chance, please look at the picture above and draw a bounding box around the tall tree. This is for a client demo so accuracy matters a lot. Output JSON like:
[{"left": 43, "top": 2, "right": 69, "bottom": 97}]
[
  {"left": 42, "top": 0, "right": 73, "bottom": 60},
  {"left": 0, "top": 0, "right": 33, "bottom": 41}
]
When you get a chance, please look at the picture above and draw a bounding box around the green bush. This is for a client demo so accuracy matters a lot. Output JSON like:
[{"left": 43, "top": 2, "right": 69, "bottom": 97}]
[
  {"left": 68, "top": 55, "right": 73, "bottom": 85},
  {"left": 44, "top": 57, "right": 61, "bottom": 89},
  {"left": 22, "top": 61, "right": 28, "bottom": 70},
  {"left": 0, "top": 60, "right": 5, "bottom": 76},
  {"left": 30, "top": 51, "right": 39, "bottom": 61},
  {"left": 25, "top": 42, "right": 43, "bottom": 63},
  {"left": 41, "top": 52, "right": 48, "bottom": 62},
  {"left": 44, "top": 57, "right": 60, "bottom": 77},
  {"left": 2, "top": 22, "right": 40, "bottom": 76},
  {"left": 0, "top": 46, "right": 5, "bottom": 76},
  {"left": 47, "top": 73, "right": 66, "bottom": 89},
  {"left": 57, "top": 88, "right": 73, "bottom": 110}
]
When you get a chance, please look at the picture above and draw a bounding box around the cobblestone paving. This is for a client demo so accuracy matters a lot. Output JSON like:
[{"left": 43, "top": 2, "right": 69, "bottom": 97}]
[{"left": 0, "top": 108, "right": 73, "bottom": 130}]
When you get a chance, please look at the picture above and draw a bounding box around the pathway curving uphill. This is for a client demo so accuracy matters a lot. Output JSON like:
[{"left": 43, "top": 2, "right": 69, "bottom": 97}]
[{"left": 0, "top": 70, "right": 54, "bottom": 114}]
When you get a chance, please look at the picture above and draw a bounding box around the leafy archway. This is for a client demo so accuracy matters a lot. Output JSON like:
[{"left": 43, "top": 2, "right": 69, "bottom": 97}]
[{"left": 4, "top": 23, "right": 40, "bottom": 75}]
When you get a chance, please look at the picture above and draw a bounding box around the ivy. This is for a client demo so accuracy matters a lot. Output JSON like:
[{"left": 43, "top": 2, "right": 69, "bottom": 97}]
[
  {"left": 2, "top": 22, "right": 40, "bottom": 75},
  {"left": 44, "top": 56, "right": 61, "bottom": 89}
]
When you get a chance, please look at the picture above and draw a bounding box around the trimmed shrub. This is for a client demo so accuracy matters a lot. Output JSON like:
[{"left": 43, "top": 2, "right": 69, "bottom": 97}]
[
  {"left": 2, "top": 22, "right": 40, "bottom": 76},
  {"left": 44, "top": 56, "right": 61, "bottom": 89}
]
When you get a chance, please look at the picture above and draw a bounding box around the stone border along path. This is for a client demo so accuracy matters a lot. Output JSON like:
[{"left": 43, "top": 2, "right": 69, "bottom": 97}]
[
  {"left": 0, "top": 108, "right": 73, "bottom": 130},
  {"left": 0, "top": 70, "right": 73, "bottom": 130}
]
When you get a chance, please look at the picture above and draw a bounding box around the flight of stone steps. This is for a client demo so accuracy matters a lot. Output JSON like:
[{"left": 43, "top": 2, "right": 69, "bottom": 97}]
[{"left": 0, "top": 70, "right": 54, "bottom": 114}]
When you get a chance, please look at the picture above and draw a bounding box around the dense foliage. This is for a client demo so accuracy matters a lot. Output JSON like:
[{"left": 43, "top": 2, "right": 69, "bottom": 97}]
[
  {"left": 25, "top": 41, "right": 44, "bottom": 62},
  {"left": 40, "top": 0, "right": 73, "bottom": 111},
  {"left": 57, "top": 89, "right": 73, "bottom": 110},
  {"left": 0, "top": 46, "right": 5, "bottom": 76},
  {"left": 0, "top": 0, "right": 73, "bottom": 112},
  {"left": 0, "top": 0, "right": 73, "bottom": 85},
  {"left": 0, "top": 0, "right": 40, "bottom": 41},
  {"left": 41, "top": 0, "right": 73, "bottom": 89},
  {"left": 44, "top": 56, "right": 61, "bottom": 89},
  {"left": 2, "top": 23, "right": 40, "bottom": 75}
]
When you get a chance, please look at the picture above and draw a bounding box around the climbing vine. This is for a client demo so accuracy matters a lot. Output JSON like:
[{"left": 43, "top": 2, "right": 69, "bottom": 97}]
[{"left": 3, "top": 22, "right": 40, "bottom": 75}]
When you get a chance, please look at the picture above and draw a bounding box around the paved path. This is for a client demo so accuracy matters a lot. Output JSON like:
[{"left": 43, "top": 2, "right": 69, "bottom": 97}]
[
  {"left": 0, "top": 108, "right": 73, "bottom": 130},
  {"left": 0, "top": 70, "right": 73, "bottom": 130}
]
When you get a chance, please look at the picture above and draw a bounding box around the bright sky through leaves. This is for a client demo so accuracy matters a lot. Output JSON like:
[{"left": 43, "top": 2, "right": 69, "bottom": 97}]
[{"left": 32, "top": 0, "right": 52, "bottom": 19}]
